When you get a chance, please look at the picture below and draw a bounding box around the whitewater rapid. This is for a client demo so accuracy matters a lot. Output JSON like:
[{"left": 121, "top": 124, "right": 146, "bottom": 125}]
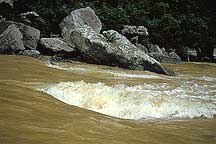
[{"left": 40, "top": 62, "right": 216, "bottom": 120}]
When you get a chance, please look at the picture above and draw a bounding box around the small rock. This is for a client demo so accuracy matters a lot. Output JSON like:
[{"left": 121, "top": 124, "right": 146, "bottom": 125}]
[
  {"left": 122, "top": 25, "right": 149, "bottom": 36},
  {"left": 137, "top": 26, "right": 149, "bottom": 36},
  {"left": 18, "top": 50, "right": 40, "bottom": 58},
  {"left": 19, "top": 11, "right": 40, "bottom": 18}
]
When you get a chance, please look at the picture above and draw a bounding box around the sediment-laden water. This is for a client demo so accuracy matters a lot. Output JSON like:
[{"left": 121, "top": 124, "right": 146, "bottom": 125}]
[{"left": 0, "top": 55, "right": 216, "bottom": 144}]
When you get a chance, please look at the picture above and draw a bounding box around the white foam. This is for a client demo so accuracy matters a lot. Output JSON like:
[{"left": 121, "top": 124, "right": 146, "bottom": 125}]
[
  {"left": 108, "top": 71, "right": 163, "bottom": 79},
  {"left": 41, "top": 81, "right": 216, "bottom": 120},
  {"left": 47, "top": 62, "right": 88, "bottom": 71},
  {"left": 47, "top": 62, "right": 165, "bottom": 79},
  {"left": 178, "top": 74, "right": 216, "bottom": 82}
]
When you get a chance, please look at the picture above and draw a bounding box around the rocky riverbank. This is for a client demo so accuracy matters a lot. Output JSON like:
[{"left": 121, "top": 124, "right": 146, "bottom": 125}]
[{"left": 0, "top": 1, "right": 183, "bottom": 75}]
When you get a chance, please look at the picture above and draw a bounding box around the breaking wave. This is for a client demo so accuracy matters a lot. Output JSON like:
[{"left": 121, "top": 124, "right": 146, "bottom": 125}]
[{"left": 41, "top": 81, "right": 216, "bottom": 120}]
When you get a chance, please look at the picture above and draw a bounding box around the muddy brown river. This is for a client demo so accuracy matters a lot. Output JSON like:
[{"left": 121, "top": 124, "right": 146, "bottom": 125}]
[{"left": 0, "top": 55, "right": 216, "bottom": 144}]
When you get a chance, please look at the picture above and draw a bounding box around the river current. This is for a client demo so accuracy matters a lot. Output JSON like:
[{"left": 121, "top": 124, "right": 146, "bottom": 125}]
[{"left": 0, "top": 55, "right": 216, "bottom": 144}]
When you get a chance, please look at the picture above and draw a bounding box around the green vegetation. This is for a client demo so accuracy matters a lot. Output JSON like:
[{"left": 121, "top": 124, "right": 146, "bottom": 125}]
[{"left": 1, "top": 0, "right": 215, "bottom": 61}]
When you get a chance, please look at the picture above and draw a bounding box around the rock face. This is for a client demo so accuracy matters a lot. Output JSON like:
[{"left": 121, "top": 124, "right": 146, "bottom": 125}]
[
  {"left": 38, "top": 38, "right": 77, "bottom": 55},
  {"left": 1, "top": 21, "right": 40, "bottom": 50},
  {"left": 0, "top": 23, "right": 25, "bottom": 54},
  {"left": 18, "top": 50, "right": 40, "bottom": 58},
  {"left": 70, "top": 25, "right": 173, "bottom": 75},
  {"left": 59, "top": 7, "right": 102, "bottom": 47}
]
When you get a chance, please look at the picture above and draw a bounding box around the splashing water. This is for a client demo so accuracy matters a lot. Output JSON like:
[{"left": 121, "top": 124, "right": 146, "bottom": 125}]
[{"left": 42, "top": 80, "right": 216, "bottom": 120}]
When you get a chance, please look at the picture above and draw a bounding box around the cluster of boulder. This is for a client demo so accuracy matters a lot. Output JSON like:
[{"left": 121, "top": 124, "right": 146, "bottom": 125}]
[
  {"left": 121, "top": 25, "right": 182, "bottom": 64},
  {"left": 0, "top": 4, "right": 175, "bottom": 75}
]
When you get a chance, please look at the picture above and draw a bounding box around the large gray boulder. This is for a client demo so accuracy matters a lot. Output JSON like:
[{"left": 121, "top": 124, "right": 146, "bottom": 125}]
[
  {"left": 59, "top": 7, "right": 102, "bottom": 47},
  {"left": 0, "top": 23, "right": 25, "bottom": 54},
  {"left": 103, "top": 30, "right": 172, "bottom": 74},
  {"left": 38, "top": 38, "right": 77, "bottom": 55},
  {"left": 1, "top": 21, "right": 40, "bottom": 50},
  {"left": 70, "top": 25, "right": 115, "bottom": 64},
  {"left": 70, "top": 25, "right": 173, "bottom": 75}
]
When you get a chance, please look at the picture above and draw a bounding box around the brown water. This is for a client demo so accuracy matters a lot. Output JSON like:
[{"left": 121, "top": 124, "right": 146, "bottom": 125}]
[{"left": 0, "top": 55, "right": 216, "bottom": 144}]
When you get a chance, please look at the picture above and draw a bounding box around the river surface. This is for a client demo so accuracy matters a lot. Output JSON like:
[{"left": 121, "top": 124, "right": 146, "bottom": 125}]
[{"left": 0, "top": 55, "right": 216, "bottom": 144}]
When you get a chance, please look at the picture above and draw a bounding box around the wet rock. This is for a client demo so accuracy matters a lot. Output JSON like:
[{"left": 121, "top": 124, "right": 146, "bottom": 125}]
[
  {"left": 60, "top": 7, "right": 102, "bottom": 47},
  {"left": 147, "top": 44, "right": 181, "bottom": 64},
  {"left": 70, "top": 25, "right": 173, "bottom": 75},
  {"left": 0, "top": 23, "right": 25, "bottom": 54},
  {"left": 1, "top": 21, "right": 40, "bottom": 50},
  {"left": 18, "top": 50, "right": 40, "bottom": 58},
  {"left": 38, "top": 38, "right": 79, "bottom": 58},
  {"left": 38, "top": 38, "right": 76, "bottom": 53},
  {"left": 103, "top": 30, "right": 171, "bottom": 74},
  {"left": 149, "top": 52, "right": 182, "bottom": 64}
]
